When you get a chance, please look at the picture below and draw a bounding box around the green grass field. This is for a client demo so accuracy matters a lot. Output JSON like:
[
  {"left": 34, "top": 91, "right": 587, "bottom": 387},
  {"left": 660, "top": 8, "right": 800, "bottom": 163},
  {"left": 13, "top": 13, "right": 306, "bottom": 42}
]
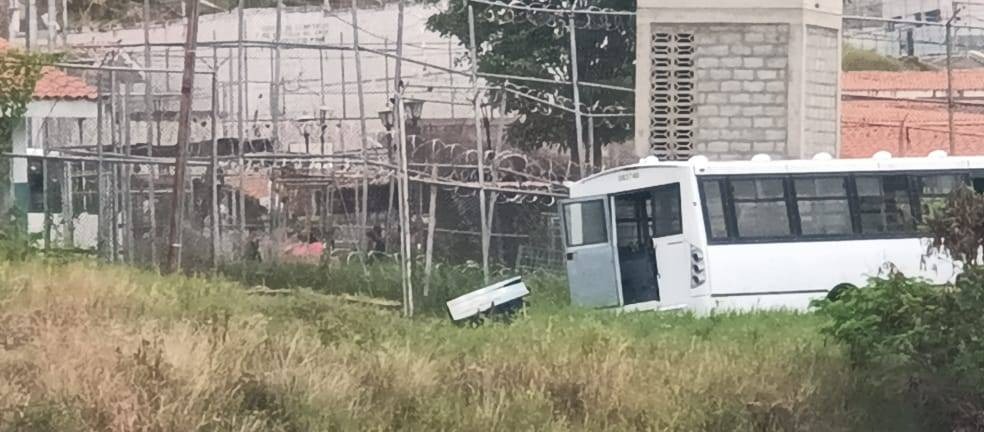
[{"left": 0, "top": 259, "right": 919, "bottom": 431}]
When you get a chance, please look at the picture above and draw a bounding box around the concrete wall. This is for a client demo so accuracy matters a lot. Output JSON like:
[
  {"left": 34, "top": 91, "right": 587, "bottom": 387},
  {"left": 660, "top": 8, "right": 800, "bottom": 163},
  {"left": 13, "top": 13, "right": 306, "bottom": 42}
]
[
  {"left": 635, "top": 1, "right": 842, "bottom": 161},
  {"left": 804, "top": 25, "right": 840, "bottom": 157},
  {"left": 688, "top": 23, "right": 790, "bottom": 159}
]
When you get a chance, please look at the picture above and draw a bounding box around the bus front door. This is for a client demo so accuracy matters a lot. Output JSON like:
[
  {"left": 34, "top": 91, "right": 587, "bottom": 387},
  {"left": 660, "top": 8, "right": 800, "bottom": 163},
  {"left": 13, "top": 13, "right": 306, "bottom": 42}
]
[
  {"left": 561, "top": 196, "right": 621, "bottom": 308},
  {"left": 614, "top": 191, "right": 660, "bottom": 305}
]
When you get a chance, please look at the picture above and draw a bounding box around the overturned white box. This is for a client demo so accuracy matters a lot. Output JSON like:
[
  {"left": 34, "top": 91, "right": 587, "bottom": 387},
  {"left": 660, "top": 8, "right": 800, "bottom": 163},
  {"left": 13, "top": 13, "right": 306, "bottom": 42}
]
[{"left": 446, "top": 276, "right": 530, "bottom": 322}]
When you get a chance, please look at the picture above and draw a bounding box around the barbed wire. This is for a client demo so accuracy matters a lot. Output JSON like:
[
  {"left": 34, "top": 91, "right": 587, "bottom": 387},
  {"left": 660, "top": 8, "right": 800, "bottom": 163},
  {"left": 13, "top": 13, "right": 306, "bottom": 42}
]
[{"left": 474, "top": 0, "right": 634, "bottom": 31}]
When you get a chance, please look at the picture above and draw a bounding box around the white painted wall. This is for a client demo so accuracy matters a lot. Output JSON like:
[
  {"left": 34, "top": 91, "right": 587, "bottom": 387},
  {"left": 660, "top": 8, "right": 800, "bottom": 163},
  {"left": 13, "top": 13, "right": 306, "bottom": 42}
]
[
  {"left": 64, "top": 5, "right": 471, "bottom": 127},
  {"left": 27, "top": 212, "right": 99, "bottom": 249}
]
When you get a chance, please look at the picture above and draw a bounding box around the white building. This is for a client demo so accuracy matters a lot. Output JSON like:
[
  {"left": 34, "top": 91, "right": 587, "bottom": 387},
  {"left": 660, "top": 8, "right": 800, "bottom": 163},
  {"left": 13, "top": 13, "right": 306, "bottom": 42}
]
[{"left": 4, "top": 38, "right": 100, "bottom": 249}]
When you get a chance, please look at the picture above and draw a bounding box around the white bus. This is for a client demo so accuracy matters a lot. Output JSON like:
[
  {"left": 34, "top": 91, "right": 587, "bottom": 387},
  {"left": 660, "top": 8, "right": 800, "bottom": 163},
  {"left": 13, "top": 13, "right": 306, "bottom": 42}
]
[{"left": 560, "top": 153, "right": 984, "bottom": 313}]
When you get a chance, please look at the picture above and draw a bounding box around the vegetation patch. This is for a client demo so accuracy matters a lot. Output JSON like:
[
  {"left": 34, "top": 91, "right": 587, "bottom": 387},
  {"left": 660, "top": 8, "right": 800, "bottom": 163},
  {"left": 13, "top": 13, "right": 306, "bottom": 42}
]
[{"left": 0, "top": 259, "right": 922, "bottom": 431}]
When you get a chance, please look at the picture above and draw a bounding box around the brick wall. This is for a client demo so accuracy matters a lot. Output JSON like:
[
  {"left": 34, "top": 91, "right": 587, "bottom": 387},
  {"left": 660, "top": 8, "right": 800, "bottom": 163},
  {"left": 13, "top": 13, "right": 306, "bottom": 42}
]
[
  {"left": 804, "top": 25, "right": 840, "bottom": 157},
  {"left": 683, "top": 23, "right": 790, "bottom": 160}
]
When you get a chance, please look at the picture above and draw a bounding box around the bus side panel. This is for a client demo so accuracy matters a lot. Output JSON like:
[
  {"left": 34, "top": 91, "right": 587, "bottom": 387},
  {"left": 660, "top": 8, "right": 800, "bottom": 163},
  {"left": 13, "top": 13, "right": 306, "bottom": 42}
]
[{"left": 704, "top": 238, "right": 957, "bottom": 312}]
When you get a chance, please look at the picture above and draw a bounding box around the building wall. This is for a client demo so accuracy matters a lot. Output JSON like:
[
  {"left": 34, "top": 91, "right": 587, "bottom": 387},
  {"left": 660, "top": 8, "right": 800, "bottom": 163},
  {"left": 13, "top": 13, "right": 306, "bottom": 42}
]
[
  {"left": 804, "top": 25, "right": 840, "bottom": 157},
  {"left": 643, "top": 23, "right": 791, "bottom": 161},
  {"left": 688, "top": 23, "right": 791, "bottom": 160}
]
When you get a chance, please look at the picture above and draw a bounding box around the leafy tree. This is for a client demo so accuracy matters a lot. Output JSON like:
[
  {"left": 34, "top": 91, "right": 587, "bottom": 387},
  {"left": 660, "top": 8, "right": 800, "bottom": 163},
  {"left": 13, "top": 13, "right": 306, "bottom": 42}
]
[
  {"left": 0, "top": 46, "right": 60, "bottom": 214},
  {"left": 426, "top": 0, "right": 635, "bottom": 163}
]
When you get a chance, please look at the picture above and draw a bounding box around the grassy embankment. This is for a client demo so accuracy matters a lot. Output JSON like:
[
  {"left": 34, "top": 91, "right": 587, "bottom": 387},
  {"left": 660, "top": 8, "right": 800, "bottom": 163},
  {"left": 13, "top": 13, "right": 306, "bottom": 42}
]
[{"left": 0, "top": 259, "right": 917, "bottom": 431}]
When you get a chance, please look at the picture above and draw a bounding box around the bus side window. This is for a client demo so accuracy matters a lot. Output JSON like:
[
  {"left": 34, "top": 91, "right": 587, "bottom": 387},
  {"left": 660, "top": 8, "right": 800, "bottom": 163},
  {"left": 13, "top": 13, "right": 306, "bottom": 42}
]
[
  {"left": 973, "top": 177, "right": 984, "bottom": 194},
  {"left": 856, "top": 175, "right": 915, "bottom": 234},
  {"left": 730, "top": 178, "right": 792, "bottom": 238},
  {"left": 919, "top": 174, "right": 962, "bottom": 222},
  {"left": 700, "top": 180, "right": 729, "bottom": 240},
  {"left": 793, "top": 177, "right": 852, "bottom": 236}
]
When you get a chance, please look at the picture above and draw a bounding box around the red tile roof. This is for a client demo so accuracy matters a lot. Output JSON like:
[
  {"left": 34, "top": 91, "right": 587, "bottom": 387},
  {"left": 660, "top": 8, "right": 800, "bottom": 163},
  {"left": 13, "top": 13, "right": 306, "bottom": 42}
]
[
  {"left": 843, "top": 70, "right": 984, "bottom": 92},
  {"left": 0, "top": 38, "right": 97, "bottom": 101},
  {"left": 32, "top": 67, "right": 98, "bottom": 101},
  {"left": 841, "top": 100, "right": 984, "bottom": 158}
]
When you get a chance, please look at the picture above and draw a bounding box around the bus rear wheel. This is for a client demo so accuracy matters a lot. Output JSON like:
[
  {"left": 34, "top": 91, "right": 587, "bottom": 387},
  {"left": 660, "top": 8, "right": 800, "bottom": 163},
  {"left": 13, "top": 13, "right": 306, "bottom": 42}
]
[{"left": 827, "top": 283, "right": 857, "bottom": 301}]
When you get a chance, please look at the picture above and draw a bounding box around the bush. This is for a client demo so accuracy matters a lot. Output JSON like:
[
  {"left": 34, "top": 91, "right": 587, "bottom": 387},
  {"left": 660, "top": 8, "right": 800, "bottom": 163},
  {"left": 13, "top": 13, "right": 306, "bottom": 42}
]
[
  {"left": 0, "top": 208, "right": 35, "bottom": 261},
  {"left": 842, "top": 45, "right": 903, "bottom": 71},
  {"left": 815, "top": 267, "right": 984, "bottom": 430}
]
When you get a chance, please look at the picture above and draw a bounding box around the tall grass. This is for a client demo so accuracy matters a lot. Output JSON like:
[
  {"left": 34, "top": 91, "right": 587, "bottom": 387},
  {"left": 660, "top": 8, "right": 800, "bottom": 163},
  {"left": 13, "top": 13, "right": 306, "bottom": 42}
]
[{"left": 0, "top": 260, "right": 920, "bottom": 431}]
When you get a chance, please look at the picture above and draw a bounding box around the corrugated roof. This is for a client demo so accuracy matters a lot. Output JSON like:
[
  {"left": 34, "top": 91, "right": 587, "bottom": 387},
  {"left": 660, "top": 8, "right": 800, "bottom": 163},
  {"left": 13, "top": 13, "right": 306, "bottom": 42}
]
[{"left": 843, "top": 70, "right": 984, "bottom": 92}]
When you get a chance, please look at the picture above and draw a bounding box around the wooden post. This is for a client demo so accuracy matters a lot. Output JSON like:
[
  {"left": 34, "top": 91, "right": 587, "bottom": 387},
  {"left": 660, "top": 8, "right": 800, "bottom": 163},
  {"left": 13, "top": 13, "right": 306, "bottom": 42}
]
[
  {"left": 123, "top": 82, "right": 134, "bottom": 263},
  {"left": 45, "top": 0, "right": 55, "bottom": 48},
  {"left": 210, "top": 66, "right": 220, "bottom": 269},
  {"left": 568, "top": 13, "right": 587, "bottom": 176},
  {"left": 337, "top": 33, "right": 348, "bottom": 156},
  {"left": 350, "top": 0, "right": 370, "bottom": 254},
  {"left": 109, "top": 69, "right": 119, "bottom": 261},
  {"left": 166, "top": 0, "right": 201, "bottom": 273},
  {"left": 467, "top": 5, "right": 490, "bottom": 283},
  {"left": 143, "top": 0, "right": 158, "bottom": 267},
  {"left": 385, "top": 39, "right": 391, "bottom": 96},
  {"left": 423, "top": 163, "right": 438, "bottom": 297},
  {"left": 60, "top": 0, "right": 67, "bottom": 46},
  {"left": 272, "top": 0, "right": 283, "bottom": 150},
  {"left": 237, "top": 0, "right": 247, "bottom": 255},
  {"left": 449, "top": 38, "right": 455, "bottom": 118},
  {"left": 394, "top": 0, "right": 414, "bottom": 316},
  {"left": 62, "top": 161, "right": 73, "bottom": 248},
  {"left": 946, "top": 12, "right": 958, "bottom": 155},
  {"left": 484, "top": 92, "right": 507, "bottom": 264},
  {"left": 26, "top": 0, "right": 36, "bottom": 50},
  {"left": 96, "top": 74, "right": 110, "bottom": 261},
  {"left": 41, "top": 123, "right": 50, "bottom": 250}
]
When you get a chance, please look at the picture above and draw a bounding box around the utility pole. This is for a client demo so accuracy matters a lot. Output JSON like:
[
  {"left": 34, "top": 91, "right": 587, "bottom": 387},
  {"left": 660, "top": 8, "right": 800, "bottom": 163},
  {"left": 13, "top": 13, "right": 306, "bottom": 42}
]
[
  {"left": 166, "top": 0, "right": 200, "bottom": 273},
  {"left": 946, "top": 7, "right": 961, "bottom": 155}
]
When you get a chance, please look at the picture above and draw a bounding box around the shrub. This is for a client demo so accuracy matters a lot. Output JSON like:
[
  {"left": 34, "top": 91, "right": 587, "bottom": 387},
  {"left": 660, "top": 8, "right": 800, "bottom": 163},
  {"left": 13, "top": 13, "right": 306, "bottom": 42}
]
[
  {"left": 842, "top": 45, "right": 903, "bottom": 71},
  {"left": 815, "top": 267, "right": 984, "bottom": 429},
  {"left": 0, "top": 208, "right": 35, "bottom": 261},
  {"left": 924, "top": 186, "right": 984, "bottom": 265}
]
